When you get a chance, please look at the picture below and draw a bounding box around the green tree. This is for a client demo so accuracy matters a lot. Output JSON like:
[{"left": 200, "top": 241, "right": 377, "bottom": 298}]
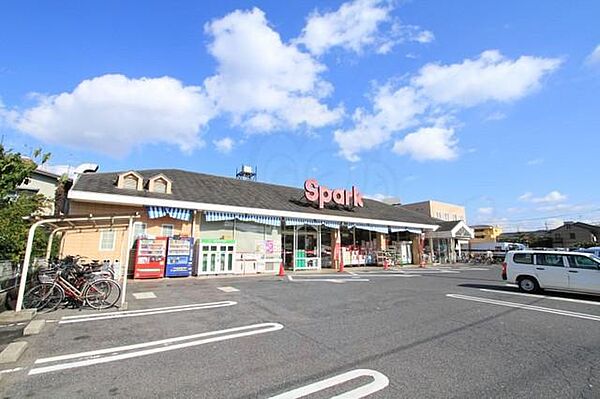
[{"left": 0, "top": 144, "right": 52, "bottom": 263}]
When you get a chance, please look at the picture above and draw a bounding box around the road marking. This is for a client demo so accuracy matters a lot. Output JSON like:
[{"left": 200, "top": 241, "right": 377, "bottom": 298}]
[
  {"left": 462, "top": 268, "right": 490, "bottom": 271},
  {"left": 268, "top": 369, "right": 389, "bottom": 399},
  {"left": 479, "top": 289, "right": 600, "bottom": 306},
  {"left": 447, "top": 294, "right": 600, "bottom": 322},
  {"left": 132, "top": 292, "right": 156, "bottom": 299},
  {"left": 505, "top": 283, "right": 518, "bottom": 287},
  {"left": 217, "top": 286, "right": 239, "bottom": 292},
  {"left": 0, "top": 367, "right": 24, "bottom": 374},
  {"left": 29, "top": 322, "right": 283, "bottom": 375},
  {"left": 58, "top": 301, "right": 237, "bottom": 324},
  {"left": 287, "top": 276, "right": 369, "bottom": 283},
  {"left": 353, "top": 274, "right": 419, "bottom": 278},
  {"left": 347, "top": 271, "right": 358, "bottom": 276}
]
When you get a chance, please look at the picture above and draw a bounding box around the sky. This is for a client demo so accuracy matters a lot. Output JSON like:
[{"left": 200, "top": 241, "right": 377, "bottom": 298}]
[{"left": 1, "top": 0, "right": 599, "bottom": 232}]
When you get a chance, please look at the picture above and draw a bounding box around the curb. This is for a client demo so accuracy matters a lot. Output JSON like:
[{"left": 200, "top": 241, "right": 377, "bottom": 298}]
[
  {"left": 23, "top": 320, "right": 45, "bottom": 336},
  {"left": 0, "top": 341, "right": 28, "bottom": 364}
]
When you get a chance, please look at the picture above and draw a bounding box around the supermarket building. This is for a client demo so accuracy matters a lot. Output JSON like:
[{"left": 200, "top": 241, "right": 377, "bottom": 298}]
[{"left": 62, "top": 169, "right": 440, "bottom": 276}]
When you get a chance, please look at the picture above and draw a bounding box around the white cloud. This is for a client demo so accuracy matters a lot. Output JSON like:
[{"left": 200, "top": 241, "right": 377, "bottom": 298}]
[
  {"left": 203, "top": 8, "right": 343, "bottom": 133},
  {"left": 334, "top": 86, "right": 425, "bottom": 161},
  {"left": 485, "top": 111, "right": 506, "bottom": 121},
  {"left": 585, "top": 44, "right": 600, "bottom": 66},
  {"left": 297, "top": 0, "right": 433, "bottom": 56},
  {"left": 364, "top": 193, "right": 387, "bottom": 201},
  {"left": 412, "top": 50, "right": 562, "bottom": 106},
  {"left": 478, "top": 207, "right": 494, "bottom": 215},
  {"left": 12, "top": 74, "right": 214, "bottom": 156},
  {"left": 213, "top": 137, "right": 235, "bottom": 153},
  {"left": 526, "top": 158, "right": 544, "bottom": 166},
  {"left": 519, "top": 190, "right": 567, "bottom": 204},
  {"left": 392, "top": 126, "right": 458, "bottom": 161},
  {"left": 333, "top": 50, "right": 561, "bottom": 161}
]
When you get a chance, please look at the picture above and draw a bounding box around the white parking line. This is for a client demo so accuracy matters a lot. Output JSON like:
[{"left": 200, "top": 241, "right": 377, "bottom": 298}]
[
  {"left": 217, "top": 286, "right": 239, "bottom": 292},
  {"left": 59, "top": 301, "right": 237, "bottom": 324},
  {"left": 29, "top": 322, "right": 283, "bottom": 375},
  {"left": 287, "top": 276, "right": 370, "bottom": 283},
  {"left": 479, "top": 288, "right": 600, "bottom": 306},
  {"left": 0, "top": 367, "right": 24, "bottom": 374},
  {"left": 268, "top": 369, "right": 389, "bottom": 399},
  {"left": 354, "top": 274, "right": 419, "bottom": 278},
  {"left": 447, "top": 294, "right": 600, "bottom": 322}
]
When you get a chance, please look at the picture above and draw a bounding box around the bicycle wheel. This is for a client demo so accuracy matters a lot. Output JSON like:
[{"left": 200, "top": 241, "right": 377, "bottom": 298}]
[
  {"left": 23, "top": 283, "right": 64, "bottom": 311},
  {"left": 84, "top": 279, "right": 121, "bottom": 310}
]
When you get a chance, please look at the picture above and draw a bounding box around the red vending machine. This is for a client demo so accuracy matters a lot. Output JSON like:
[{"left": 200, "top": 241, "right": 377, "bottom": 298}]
[{"left": 133, "top": 237, "right": 167, "bottom": 279}]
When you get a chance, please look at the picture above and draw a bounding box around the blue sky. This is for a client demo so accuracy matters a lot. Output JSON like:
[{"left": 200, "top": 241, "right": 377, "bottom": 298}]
[{"left": 1, "top": 0, "right": 599, "bottom": 231}]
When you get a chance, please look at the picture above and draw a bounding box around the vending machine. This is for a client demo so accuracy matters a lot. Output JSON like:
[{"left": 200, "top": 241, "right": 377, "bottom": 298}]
[
  {"left": 165, "top": 237, "right": 194, "bottom": 277},
  {"left": 133, "top": 237, "right": 167, "bottom": 279}
]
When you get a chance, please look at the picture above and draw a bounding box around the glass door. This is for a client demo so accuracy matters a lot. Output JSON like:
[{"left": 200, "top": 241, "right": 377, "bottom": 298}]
[{"left": 197, "top": 240, "right": 236, "bottom": 275}]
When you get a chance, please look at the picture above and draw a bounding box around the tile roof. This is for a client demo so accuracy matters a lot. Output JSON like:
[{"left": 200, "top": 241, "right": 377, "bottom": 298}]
[{"left": 72, "top": 169, "right": 439, "bottom": 226}]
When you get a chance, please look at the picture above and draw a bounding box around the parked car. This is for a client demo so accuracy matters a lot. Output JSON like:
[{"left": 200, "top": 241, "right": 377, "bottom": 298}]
[
  {"left": 578, "top": 247, "right": 600, "bottom": 258},
  {"left": 502, "top": 250, "right": 600, "bottom": 295}
]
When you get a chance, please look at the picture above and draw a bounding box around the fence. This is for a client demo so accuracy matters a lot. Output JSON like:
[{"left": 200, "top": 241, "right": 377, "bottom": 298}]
[{"left": 0, "top": 260, "right": 20, "bottom": 294}]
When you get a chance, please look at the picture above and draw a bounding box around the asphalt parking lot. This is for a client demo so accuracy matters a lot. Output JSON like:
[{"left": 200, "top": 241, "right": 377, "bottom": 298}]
[{"left": 1, "top": 265, "right": 599, "bottom": 398}]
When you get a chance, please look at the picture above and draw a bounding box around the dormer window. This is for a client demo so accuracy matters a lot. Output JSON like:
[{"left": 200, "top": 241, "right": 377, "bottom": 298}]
[
  {"left": 148, "top": 174, "right": 172, "bottom": 194},
  {"left": 154, "top": 178, "right": 167, "bottom": 193},
  {"left": 117, "top": 171, "right": 143, "bottom": 191}
]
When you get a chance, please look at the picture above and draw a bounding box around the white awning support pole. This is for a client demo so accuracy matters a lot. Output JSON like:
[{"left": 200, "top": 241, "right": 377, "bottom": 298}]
[
  {"left": 120, "top": 215, "right": 135, "bottom": 310},
  {"left": 45, "top": 229, "right": 56, "bottom": 261},
  {"left": 15, "top": 220, "right": 45, "bottom": 312}
]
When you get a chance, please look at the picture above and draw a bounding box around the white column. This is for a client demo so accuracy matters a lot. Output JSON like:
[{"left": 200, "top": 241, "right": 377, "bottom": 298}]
[
  {"left": 16, "top": 221, "right": 43, "bottom": 312},
  {"left": 120, "top": 216, "right": 135, "bottom": 310}
]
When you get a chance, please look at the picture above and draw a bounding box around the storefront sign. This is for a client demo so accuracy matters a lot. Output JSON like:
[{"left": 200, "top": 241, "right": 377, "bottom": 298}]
[{"left": 304, "top": 179, "right": 364, "bottom": 209}]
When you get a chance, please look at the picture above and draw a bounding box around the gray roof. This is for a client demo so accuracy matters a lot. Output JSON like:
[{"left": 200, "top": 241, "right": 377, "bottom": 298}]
[
  {"left": 73, "top": 169, "right": 439, "bottom": 226},
  {"left": 435, "top": 220, "right": 463, "bottom": 232}
]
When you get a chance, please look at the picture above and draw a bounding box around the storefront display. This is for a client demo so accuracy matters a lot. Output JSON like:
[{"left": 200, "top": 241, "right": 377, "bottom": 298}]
[
  {"left": 194, "top": 239, "right": 236, "bottom": 275},
  {"left": 133, "top": 237, "right": 167, "bottom": 279},
  {"left": 165, "top": 237, "right": 193, "bottom": 277}
]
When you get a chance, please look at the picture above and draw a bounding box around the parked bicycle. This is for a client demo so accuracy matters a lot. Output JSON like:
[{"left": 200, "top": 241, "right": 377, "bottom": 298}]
[{"left": 23, "top": 262, "right": 121, "bottom": 311}]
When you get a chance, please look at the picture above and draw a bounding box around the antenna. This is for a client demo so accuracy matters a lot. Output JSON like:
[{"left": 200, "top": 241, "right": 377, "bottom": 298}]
[{"left": 235, "top": 165, "right": 257, "bottom": 181}]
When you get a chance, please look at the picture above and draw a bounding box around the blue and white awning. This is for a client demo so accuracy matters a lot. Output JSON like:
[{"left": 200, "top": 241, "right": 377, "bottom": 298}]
[
  {"left": 390, "top": 227, "right": 422, "bottom": 234},
  {"left": 351, "top": 224, "right": 390, "bottom": 234},
  {"left": 205, "top": 211, "right": 281, "bottom": 226},
  {"left": 285, "top": 218, "right": 340, "bottom": 229},
  {"left": 146, "top": 206, "right": 192, "bottom": 221}
]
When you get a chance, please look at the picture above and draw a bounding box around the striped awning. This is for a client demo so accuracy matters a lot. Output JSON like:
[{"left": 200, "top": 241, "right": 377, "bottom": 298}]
[
  {"left": 351, "top": 224, "right": 390, "bottom": 234},
  {"left": 205, "top": 211, "right": 281, "bottom": 226},
  {"left": 146, "top": 206, "right": 191, "bottom": 221},
  {"left": 285, "top": 218, "right": 340, "bottom": 229},
  {"left": 390, "top": 227, "right": 422, "bottom": 234}
]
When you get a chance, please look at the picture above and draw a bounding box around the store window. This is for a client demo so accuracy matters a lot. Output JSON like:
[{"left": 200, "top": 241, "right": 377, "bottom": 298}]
[
  {"left": 133, "top": 222, "right": 147, "bottom": 239},
  {"left": 99, "top": 230, "right": 116, "bottom": 251},
  {"left": 161, "top": 224, "right": 174, "bottom": 237}
]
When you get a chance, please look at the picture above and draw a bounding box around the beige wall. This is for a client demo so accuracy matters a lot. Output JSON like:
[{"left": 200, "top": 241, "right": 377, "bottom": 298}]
[
  {"left": 61, "top": 201, "right": 195, "bottom": 264},
  {"left": 472, "top": 226, "right": 503, "bottom": 242},
  {"left": 402, "top": 201, "right": 466, "bottom": 222},
  {"left": 18, "top": 173, "right": 59, "bottom": 215}
]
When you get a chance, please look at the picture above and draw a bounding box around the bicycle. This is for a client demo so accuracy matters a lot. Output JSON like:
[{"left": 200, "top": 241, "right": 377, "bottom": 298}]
[{"left": 23, "top": 264, "right": 121, "bottom": 311}]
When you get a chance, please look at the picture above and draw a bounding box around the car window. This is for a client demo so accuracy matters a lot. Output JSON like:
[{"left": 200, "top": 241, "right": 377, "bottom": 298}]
[
  {"left": 536, "top": 254, "right": 564, "bottom": 267},
  {"left": 566, "top": 255, "right": 599, "bottom": 270},
  {"left": 513, "top": 253, "right": 533, "bottom": 264}
]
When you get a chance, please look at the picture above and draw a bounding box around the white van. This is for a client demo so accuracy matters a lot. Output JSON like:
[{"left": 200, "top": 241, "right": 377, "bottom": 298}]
[{"left": 502, "top": 250, "right": 600, "bottom": 295}]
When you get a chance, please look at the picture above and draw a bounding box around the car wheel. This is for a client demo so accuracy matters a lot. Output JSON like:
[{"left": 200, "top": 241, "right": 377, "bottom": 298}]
[{"left": 518, "top": 276, "right": 539, "bottom": 293}]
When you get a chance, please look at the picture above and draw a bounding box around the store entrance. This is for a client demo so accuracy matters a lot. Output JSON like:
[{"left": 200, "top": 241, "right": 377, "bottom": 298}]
[{"left": 283, "top": 225, "right": 321, "bottom": 271}]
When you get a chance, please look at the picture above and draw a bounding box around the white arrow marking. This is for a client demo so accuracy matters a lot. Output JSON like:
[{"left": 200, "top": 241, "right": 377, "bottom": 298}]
[
  {"left": 30, "top": 322, "right": 283, "bottom": 375},
  {"left": 269, "top": 368, "right": 389, "bottom": 399}
]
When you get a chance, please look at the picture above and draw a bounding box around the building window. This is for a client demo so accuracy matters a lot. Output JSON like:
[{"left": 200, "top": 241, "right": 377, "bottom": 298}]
[
  {"left": 99, "top": 230, "right": 116, "bottom": 251},
  {"left": 569, "top": 233, "right": 576, "bottom": 239},
  {"left": 153, "top": 179, "right": 167, "bottom": 193},
  {"left": 555, "top": 233, "right": 561, "bottom": 239},
  {"left": 133, "top": 222, "right": 147, "bottom": 239},
  {"left": 161, "top": 224, "right": 174, "bottom": 237},
  {"left": 123, "top": 175, "right": 139, "bottom": 190}
]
